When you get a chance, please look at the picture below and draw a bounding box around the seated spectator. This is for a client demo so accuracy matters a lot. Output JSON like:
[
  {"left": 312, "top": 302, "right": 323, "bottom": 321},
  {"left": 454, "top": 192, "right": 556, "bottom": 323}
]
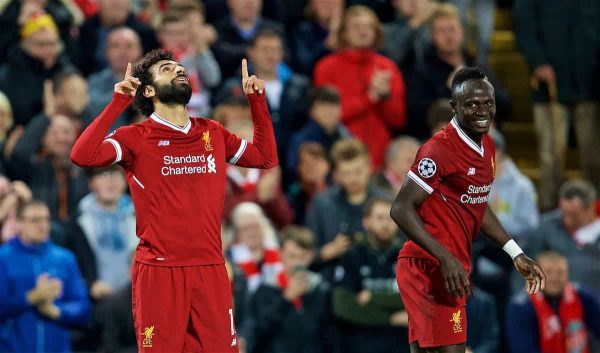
[
  {"left": 156, "top": 7, "right": 221, "bottom": 117},
  {"left": 291, "top": 0, "right": 342, "bottom": 76},
  {"left": 506, "top": 251, "right": 600, "bottom": 353},
  {"left": 0, "top": 91, "right": 21, "bottom": 176},
  {"left": 0, "top": 176, "right": 32, "bottom": 243},
  {"left": 223, "top": 120, "right": 294, "bottom": 229},
  {"left": 212, "top": 0, "right": 285, "bottom": 79},
  {"left": 0, "top": 12, "right": 75, "bottom": 127},
  {"left": 371, "top": 136, "right": 420, "bottom": 195},
  {"left": 426, "top": 98, "right": 454, "bottom": 135},
  {"left": 286, "top": 85, "right": 350, "bottom": 184},
  {"left": 77, "top": 0, "right": 158, "bottom": 75},
  {"left": 526, "top": 179, "right": 600, "bottom": 294},
  {"left": 287, "top": 143, "right": 330, "bottom": 225},
  {"left": 305, "top": 138, "right": 388, "bottom": 282},
  {"left": 314, "top": 5, "right": 407, "bottom": 168},
  {"left": 212, "top": 95, "right": 251, "bottom": 127},
  {"left": 87, "top": 27, "right": 143, "bottom": 128},
  {"left": 488, "top": 129, "right": 539, "bottom": 239},
  {"left": 406, "top": 3, "right": 510, "bottom": 140},
  {"left": 228, "top": 202, "right": 283, "bottom": 293},
  {"left": 466, "top": 287, "right": 500, "bottom": 353},
  {"left": 246, "top": 226, "right": 331, "bottom": 353},
  {"left": 216, "top": 28, "right": 309, "bottom": 169},
  {"left": 332, "top": 196, "right": 408, "bottom": 353},
  {"left": 383, "top": 0, "right": 437, "bottom": 72},
  {"left": 0, "top": 200, "right": 90, "bottom": 352},
  {"left": 11, "top": 114, "right": 88, "bottom": 221}
]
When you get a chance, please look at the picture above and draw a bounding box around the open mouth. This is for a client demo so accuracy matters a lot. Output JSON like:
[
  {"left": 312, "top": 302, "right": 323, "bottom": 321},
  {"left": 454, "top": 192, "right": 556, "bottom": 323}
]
[
  {"left": 175, "top": 76, "right": 189, "bottom": 83},
  {"left": 474, "top": 118, "right": 490, "bottom": 128}
]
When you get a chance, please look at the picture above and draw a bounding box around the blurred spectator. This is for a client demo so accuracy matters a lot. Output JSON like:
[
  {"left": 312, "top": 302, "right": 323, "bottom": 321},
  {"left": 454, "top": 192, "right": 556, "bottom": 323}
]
[
  {"left": 0, "top": 13, "right": 75, "bottom": 127},
  {"left": 406, "top": 3, "right": 510, "bottom": 140},
  {"left": 488, "top": 129, "right": 539, "bottom": 239},
  {"left": 223, "top": 120, "right": 294, "bottom": 229},
  {"left": 11, "top": 114, "right": 88, "bottom": 221},
  {"left": 506, "top": 251, "right": 600, "bottom": 353},
  {"left": 305, "top": 138, "right": 387, "bottom": 282},
  {"left": 314, "top": 5, "right": 407, "bottom": 168},
  {"left": 526, "top": 179, "right": 600, "bottom": 294},
  {"left": 247, "top": 226, "right": 331, "bottom": 353},
  {"left": 383, "top": 0, "right": 437, "bottom": 72},
  {"left": 332, "top": 196, "right": 408, "bottom": 353},
  {"left": 286, "top": 85, "right": 350, "bottom": 184},
  {"left": 212, "top": 0, "right": 285, "bottom": 79},
  {"left": 291, "top": 0, "right": 342, "bottom": 76},
  {"left": 99, "top": 276, "right": 136, "bottom": 353},
  {"left": 345, "top": 0, "right": 396, "bottom": 22},
  {"left": 448, "top": 0, "right": 495, "bottom": 65},
  {"left": 514, "top": 0, "right": 600, "bottom": 211},
  {"left": 157, "top": 6, "right": 221, "bottom": 117},
  {"left": 228, "top": 202, "right": 283, "bottom": 293},
  {"left": 0, "top": 0, "right": 83, "bottom": 63},
  {"left": 371, "top": 136, "right": 420, "bottom": 195},
  {"left": 426, "top": 97, "right": 454, "bottom": 135},
  {"left": 0, "top": 200, "right": 90, "bottom": 352},
  {"left": 213, "top": 95, "right": 251, "bottom": 127},
  {"left": 87, "top": 27, "right": 143, "bottom": 128},
  {"left": 287, "top": 143, "right": 330, "bottom": 225},
  {"left": 0, "top": 177, "right": 33, "bottom": 243},
  {"left": 0, "top": 91, "right": 21, "bottom": 176},
  {"left": 77, "top": 0, "right": 158, "bottom": 75},
  {"left": 217, "top": 28, "right": 310, "bottom": 168},
  {"left": 466, "top": 287, "right": 500, "bottom": 353}
]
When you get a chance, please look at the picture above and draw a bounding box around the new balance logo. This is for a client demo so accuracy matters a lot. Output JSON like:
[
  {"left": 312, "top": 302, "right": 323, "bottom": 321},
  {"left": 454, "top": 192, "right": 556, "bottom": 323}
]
[
  {"left": 158, "top": 140, "right": 170, "bottom": 146},
  {"left": 467, "top": 167, "right": 476, "bottom": 175}
]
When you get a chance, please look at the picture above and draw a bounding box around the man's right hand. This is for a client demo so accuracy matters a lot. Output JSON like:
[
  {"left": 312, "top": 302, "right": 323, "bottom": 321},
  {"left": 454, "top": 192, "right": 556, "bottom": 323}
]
[
  {"left": 320, "top": 233, "right": 352, "bottom": 261},
  {"left": 439, "top": 254, "right": 472, "bottom": 298},
  {"left": 27, "top": 274, "right": 63, "bottom": 305},
  {"left": 283, "top": 272, "right": 309, "bottom": 301},
  {"left": 114, "top": 62, "right": 141, "bottom": 96},
  {"left": 90, "top": 280, "right": 114, "bottom": 301},
  {"left": 389, "top": 310, "right": 409, "bottom": 327},
  {"left": 533, "top": 64, "right": 556, "bottom": 86}
]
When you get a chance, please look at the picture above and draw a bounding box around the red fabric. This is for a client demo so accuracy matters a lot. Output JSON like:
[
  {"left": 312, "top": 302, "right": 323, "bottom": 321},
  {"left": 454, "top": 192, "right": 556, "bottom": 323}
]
[
  {"left": 71, "top": 92, "right": 278, "bottom": 266},
  {"left": 399, "top": 121, "right": 495, "bottom": 270},
  {"left": 132, "top": 262, "right": 238, "bottom": 352},
  {"left": 530, "top": 283, "right": 589, "bottom": 353},
  {"left": 277, "top": 272, "right": 302, "bottom": 309},
  {"left": 73, "top": 0, "right": 97, "bottom": 18},
  {"left": 396, "top": 258, "right": 467, "bottom": 347},
  {"left": 313, "top": 49, "right": 407, "bottom": 167}
]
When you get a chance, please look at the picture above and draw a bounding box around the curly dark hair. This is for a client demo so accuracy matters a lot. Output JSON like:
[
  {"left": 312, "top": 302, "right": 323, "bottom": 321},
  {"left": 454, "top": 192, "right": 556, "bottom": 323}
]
[{"left": 132, "top": 49, "right": 175, "bottom": 117}]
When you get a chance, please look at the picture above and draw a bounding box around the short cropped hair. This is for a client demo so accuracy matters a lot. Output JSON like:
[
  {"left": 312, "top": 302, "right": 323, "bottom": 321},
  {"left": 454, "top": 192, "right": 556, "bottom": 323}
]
[
  {"left": 337, "top": 5, "right": 384, "bottom": 49},
  {"left": 280, "top": 226, "right": 315, "bottom": 250},
  {"left": 384, "top": 136, "right": 420, "bottom": 166},
  {"left": 250, "top": 27, "right": 284, "bottom": 47},
  {"left": 363, "top": 195, "right": 394, "bottom": 217},
  {"left": 430, "top": 3, "right": 461, "bottom": 24},
  {"left": 17, "top": 200, "right": 48, "bottom": 220},
  {"left": 451, "top": 67, "right": 489, "bottom": 100},
  {"left": 330, "top": 138, "right": 369, "bottom": 168},
  {"left": 309, "top": 85, "right": 340, "bottom": 107},
  {"left": 298, "top": 142, "right": 327, "bottom": 161},
  {"left": 132, "top": 49, "right": 175, "bottom": 117},
  {"left": 426, "top": 99, "right": 454, "bottom": 130},
  {"left": 559, "top": 179, "right": 597, "bottom": 208}
]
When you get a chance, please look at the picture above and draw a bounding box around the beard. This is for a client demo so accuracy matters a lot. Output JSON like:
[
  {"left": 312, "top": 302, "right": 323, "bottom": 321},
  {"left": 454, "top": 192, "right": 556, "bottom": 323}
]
[{"left": 154, "top": 79, "right": 192, "bottom": 105}]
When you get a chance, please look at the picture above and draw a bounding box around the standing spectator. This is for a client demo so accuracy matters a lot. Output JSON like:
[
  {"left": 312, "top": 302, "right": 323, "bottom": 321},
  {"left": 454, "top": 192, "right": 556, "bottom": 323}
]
[
  {"left": 0, "top": 13, "right": 75, "bottom": 127},
  {"left": 287, "top": 143, "right": 330, "bottom": 225},
  {"left": 383, "top": 0, "right": 437, "bottom": 72},
  {"left": 506, "top": 251, "right": 600, "bottom": 353},
  {"left": 332, "top": 196, "right": 408, "bottom": 353},
  {"left": 212, "top": 0, "right": 285, "bottom": 79},
  {"left": 77, "top": 0, "right": 158, "bottom": 75},
  {"left": 291, "top": 0, "right": 343, "bottom": 76},
  {"left": 11, "top": 115, "right": 88, "bottom": 221},
  {"left": 406, "top": 3, "right": 510, "bottom": 140},
  {"left": 305, "top": 138, "right": 387, "bottom": 282},
  {"left": 448, "top": 0, "right": 495, "bottom": 65},
  {"left": 0, "top": 200, "right": 90, "bottom": 352},
  {"left": 314, "top": 5, "right": 407, "bottom": 168},
  {"left": 99, "top": 277, "right": 136, "bottom": 353},
  {"left": 371, "top": 136, "right": 420, "bottom": 195},
  {"left": 87, "top": 27, "right": 143, "bottom": 128},
  {"left": 247, "top": 226, "right": 331, "bottom": 353},
  {"left": 286, "top": 85, "right": 350, "bottom": 184},
  {"left": 217, "top": 28, "right": 310, "bottom": 169},
  {"left": 514, "top": 0, "right": 600, "bottom": 210},
  {"left": 526, "top": 179, "right": 600, "bottom": 294}
]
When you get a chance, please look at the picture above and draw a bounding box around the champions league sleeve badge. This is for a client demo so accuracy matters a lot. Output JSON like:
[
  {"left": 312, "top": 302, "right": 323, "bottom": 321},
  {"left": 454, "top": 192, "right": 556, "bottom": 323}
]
[{"left": 418, "top": 158, "right": 437, "bottom": 178}]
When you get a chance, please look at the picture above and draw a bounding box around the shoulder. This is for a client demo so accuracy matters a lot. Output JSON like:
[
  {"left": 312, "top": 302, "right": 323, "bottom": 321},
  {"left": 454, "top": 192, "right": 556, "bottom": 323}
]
[
  {"left": 315, "top": 53, "right": 341, "bottom": 70},
  {"left": 312, "top": 187, "right": 339, "bottom": 205},
  {"left": 374, "top": 52, "right": 401, "bottom": 69},
  {"left": 48, "top": 242, "right": 78, "bottom": 264},
  {"left": 260, "top": 19, "right": 284, "bottom": 33},
  {"left": 289, "top": 73, "right": 310, "bottom": 87}
]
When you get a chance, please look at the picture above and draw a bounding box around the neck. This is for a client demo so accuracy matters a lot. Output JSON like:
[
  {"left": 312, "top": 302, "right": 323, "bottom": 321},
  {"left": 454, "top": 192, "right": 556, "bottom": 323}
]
[
  {"left": 97, "top": 198, "right": 119, "bottom": 211},
  {"left": 257, "top": 68, "right": 277, "bottom": 81},
  {"left": 153, "top": 103, "right": 189, "bottom": 126},
  {"left": 439, "top": 50, "right": 463, "bottom": 67},
  {"left": 347, "top": 189, "right": 368, "bottom": 204},
  {"left": 366, "top": 233, "right": 391, "bottom": 251},
  {"left": 456, "top": 118, "right": 483, "bottom": 145},
  {"left": 233, "top": 16, "right": 257, "bottom": 30}
]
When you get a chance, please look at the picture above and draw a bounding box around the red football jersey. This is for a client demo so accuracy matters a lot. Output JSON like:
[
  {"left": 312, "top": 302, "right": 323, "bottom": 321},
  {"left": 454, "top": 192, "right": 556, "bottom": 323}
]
[
  {"left": 71, "top": 92, "right": 277, "bottom": 267},
  {"left": 399, "top": 118, "right": 496, "bottom": 270}
]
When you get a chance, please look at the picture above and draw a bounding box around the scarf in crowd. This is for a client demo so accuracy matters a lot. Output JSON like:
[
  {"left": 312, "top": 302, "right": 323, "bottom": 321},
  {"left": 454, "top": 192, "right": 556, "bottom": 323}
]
[
  {"left": 530, "top": 283, "right": 589, "bottom": 353},
  {"left": 230, "top": 242, "right": 282, "bottom": 293}
]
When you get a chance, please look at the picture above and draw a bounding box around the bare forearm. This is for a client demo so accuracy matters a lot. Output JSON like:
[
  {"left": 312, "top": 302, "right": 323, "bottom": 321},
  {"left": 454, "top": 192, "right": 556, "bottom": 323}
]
[{"left": 480, "top": 205, "right": 512, "bottom": 247}]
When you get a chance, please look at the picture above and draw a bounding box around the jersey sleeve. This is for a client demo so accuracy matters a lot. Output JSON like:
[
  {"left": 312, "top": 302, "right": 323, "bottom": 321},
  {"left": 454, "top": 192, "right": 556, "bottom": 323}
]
[
  {"left": 103, "top": 127, "right": 135, "bottom": 166},
  {"left": 214, "top": 121, "right": 248, "bottom": 164},
  {"left": 407, "top": 138, "right": 451, "bottom": 194}
]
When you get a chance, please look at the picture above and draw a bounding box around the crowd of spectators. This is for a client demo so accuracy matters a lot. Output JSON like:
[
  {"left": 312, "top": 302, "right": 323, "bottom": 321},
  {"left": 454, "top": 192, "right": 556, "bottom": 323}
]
[{"left": 0, "top": 0, "right": 598, "bottom": 352}]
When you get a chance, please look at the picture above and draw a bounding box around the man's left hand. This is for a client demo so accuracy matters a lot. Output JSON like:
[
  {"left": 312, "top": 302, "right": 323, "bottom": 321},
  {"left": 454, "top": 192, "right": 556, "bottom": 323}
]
[{"left": 514, "top": 254, "right": 546, "bottom": 294}]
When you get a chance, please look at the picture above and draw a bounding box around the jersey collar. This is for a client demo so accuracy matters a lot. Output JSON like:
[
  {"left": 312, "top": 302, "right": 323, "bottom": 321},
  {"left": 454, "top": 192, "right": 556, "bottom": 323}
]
[
  {"left": 150, "top": 112, "right": 191, "bottom": 134},
  {"left": 450, "top": 118, "right": 484, "bottom": 157}
]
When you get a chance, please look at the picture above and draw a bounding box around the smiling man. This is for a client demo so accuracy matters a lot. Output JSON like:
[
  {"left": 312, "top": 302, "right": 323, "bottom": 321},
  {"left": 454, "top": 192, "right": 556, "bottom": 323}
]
[
  {"left": 70, "top": 49, "right": 278, "bottom": 352},
  {"left": 390, "top": 67, "right": 545, "bottom": 353}
]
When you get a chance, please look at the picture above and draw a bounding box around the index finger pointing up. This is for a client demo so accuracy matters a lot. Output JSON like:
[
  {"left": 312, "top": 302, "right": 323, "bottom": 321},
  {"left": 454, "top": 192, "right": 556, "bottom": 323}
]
[
  {"left": 125, "top": 62, "right": 132, "bottom": 79},
  {"left": 241, "top": 58, "right": 249, "bottom": 81}
]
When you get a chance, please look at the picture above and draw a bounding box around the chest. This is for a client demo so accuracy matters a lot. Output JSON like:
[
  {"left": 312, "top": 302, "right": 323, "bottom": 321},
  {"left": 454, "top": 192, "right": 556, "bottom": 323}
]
[
  {"left": 357, "top": 251, "right": 398, "bottom": 292},
  {"left": 440, "top": 148, "right": 495, "bottom": 204},
  {"left": 6, "top": 253, "right": 68, "bottom": 288}
]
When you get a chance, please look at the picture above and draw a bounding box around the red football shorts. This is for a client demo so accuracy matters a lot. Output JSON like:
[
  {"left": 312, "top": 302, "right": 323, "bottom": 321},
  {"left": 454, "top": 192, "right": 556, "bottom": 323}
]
[
  {"left": 396, "top": 257, "right": 467, "bottom": 348},
  {"left": 132, "top": 261, "right": 239, "bottom": 353}
]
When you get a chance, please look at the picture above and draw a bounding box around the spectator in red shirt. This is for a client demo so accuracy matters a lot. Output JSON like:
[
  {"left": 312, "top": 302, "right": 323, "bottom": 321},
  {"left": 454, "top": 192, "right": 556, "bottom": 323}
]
[{"left": 314, "top": 5, "right": 407, "bottom": 168}]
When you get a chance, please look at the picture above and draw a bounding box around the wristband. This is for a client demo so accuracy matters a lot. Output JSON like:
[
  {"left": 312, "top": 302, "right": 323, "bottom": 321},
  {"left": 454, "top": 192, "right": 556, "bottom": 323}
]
[{"left": 502, "top": 239, "right": 524, "bottom": 260}]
